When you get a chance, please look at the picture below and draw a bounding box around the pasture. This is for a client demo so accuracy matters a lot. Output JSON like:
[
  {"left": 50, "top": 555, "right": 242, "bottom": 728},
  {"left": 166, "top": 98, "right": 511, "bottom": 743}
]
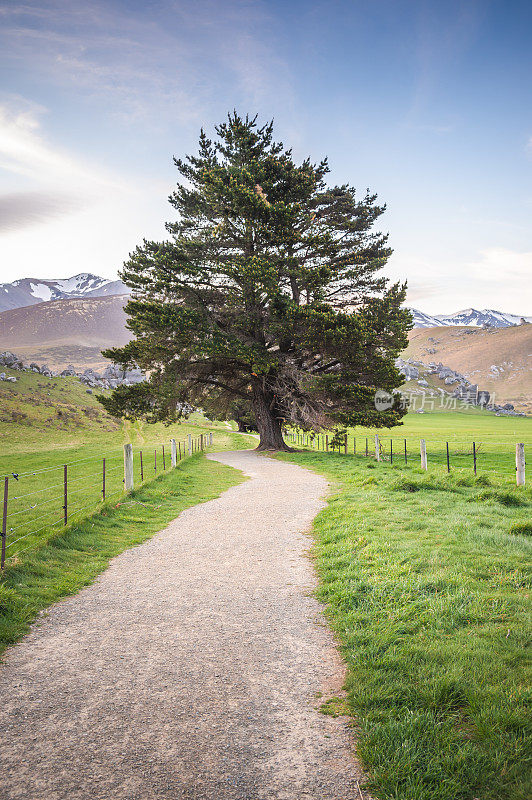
[
  {"left": 0, "top": 368, "right": 252, "bottom": 564},
  {"left": 302, "top": 407, "right": 532, "bottom": 484}
]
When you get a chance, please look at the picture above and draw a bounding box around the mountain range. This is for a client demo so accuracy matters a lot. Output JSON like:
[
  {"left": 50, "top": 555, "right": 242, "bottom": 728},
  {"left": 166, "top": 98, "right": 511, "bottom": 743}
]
[
  {"left": 0, "top": 274, "right": 530, "bottom": 330},
  {"left": 0, "top": 276, "right": 529, "bottom": 410},
  {"left": 0, "top": 273, "right": 129, "bottom": 313},
  {"left": 409, "top": 308, "right": 532, "bottom": 329}
]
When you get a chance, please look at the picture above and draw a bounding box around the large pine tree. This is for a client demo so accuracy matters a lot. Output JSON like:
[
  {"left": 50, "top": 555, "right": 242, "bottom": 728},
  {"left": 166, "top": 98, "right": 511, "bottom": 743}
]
[{"left": 100, "top": 113, "right": 411, "bottom": 450}]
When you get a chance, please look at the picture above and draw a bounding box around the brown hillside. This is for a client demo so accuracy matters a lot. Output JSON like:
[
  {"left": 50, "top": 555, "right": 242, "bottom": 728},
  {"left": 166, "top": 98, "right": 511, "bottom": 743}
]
[
  {"left": 405, "top": 324, "right": 532, "bottom": 412},
  {"left": 0, "top": 294, "right": 129, "bottom": 370}
]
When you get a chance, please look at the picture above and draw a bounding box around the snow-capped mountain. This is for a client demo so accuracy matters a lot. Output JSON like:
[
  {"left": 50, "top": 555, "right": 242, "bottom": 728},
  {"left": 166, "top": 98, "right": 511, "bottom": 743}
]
[
  {"left": 0, "top": 274, "right": 129, "bottom": 313},
  {"left": 409, "top": 307, "right": 532, "bottom": 329},
  {"left": 409, "top": 309, "right": 444, "bottom": 328}
]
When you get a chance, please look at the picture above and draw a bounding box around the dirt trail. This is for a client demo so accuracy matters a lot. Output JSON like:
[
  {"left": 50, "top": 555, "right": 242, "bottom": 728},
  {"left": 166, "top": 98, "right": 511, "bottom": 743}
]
[{"left": 0, "top": 450, "right": 364, "bottom": 799}]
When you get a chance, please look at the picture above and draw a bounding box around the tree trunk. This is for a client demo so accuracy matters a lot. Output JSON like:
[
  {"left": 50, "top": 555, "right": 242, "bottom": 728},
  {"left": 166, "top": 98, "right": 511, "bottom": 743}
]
[{"left": 251, "top": 385, "right": 293, "bottom": 451}]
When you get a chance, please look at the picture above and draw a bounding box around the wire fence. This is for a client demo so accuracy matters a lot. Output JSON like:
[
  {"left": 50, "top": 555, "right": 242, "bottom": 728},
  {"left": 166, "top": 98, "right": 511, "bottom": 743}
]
[
  {"left": 1, "top": 432, "right": 213, "bottom": 569},
  {"left": 285, "top": 431, "right": 527, "bottom": 485}
]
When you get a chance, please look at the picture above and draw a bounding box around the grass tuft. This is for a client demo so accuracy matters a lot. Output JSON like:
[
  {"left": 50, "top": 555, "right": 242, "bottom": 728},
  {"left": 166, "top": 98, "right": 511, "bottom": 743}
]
[
  {"left": 509, "top": 521, "right": 532, "bottom": 536},
  {"left": 471, "top": 489, "right": 526, "bottom": 507}
]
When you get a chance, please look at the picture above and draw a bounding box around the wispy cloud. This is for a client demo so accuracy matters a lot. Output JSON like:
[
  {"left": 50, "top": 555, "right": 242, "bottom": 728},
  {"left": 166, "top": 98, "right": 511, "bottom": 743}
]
[
  {"left": 0, "top": 99, "right": 121, "bottom": 188},
  {"left": 0, "top": 1, "right": 291, "bottom": 124},
  {"left": 0, "top": 190, "right": 86, "bottom": 232},
  {"left": 0, "top": 97, "right": 167, "bottom": 279}
]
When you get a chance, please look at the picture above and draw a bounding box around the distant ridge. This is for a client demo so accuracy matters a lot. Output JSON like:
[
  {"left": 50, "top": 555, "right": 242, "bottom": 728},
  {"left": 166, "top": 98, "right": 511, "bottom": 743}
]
[
  {"left": 0, "top": 273, "right": 130, "bottom": 313},
  {"left": 0, "top": 294, "right": 129, "bottom": 370},
  {"left": 409, "top": 307, "right": 532, "bottom": 329}
]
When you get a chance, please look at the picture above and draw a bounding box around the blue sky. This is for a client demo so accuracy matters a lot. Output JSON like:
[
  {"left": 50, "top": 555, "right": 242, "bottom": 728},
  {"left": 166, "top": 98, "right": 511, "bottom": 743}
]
[{"left": 0, "top": 0, "right": 531, "bottom": 313}]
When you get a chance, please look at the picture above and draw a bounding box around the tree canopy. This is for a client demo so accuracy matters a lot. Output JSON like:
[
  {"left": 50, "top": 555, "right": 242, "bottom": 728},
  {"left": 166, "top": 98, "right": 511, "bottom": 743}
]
[{"left": 100, "top": 113, "right": 411, "bottom": 450}]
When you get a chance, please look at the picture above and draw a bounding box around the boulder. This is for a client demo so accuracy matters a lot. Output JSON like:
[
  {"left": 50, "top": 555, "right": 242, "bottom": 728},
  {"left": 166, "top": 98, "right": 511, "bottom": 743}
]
[{"left": 0, "top": 352, "right": 19, "bottom": 367}]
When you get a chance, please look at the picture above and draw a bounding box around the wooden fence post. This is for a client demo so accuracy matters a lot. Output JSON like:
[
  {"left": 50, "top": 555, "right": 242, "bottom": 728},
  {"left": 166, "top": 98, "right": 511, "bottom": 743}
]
[
  {"left": 374, "top": 434, "right": 380, "bottom": 461},
  {"left": 1, "top": 476, "right": 8, "bottom": 570},
  {"left": 210, "top": 432, "right": 213, "bottom": 445},
  {"left": 516, "top": 443, "right": 525, "bottom": 486},
  {"left": 124, "top": 443, "right": 134, "bottom": 491},
  {"left": 170, "top": 438, "right": 177, "bottom": 468},
  {"left": 63, "top": 465, "right": 68, "bottom": 525},
  {"left": 420, "top": 439, "right": 427, "bottom": 470},
  {"left": 187, "top": 434, "right": 192, "bottom": 456}
]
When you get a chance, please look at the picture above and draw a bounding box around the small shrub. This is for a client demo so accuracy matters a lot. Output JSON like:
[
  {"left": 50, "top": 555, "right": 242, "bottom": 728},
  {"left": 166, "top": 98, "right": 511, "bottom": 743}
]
[
  {"left": 455, "top": 475, "right": 474, "bottom": 487},
  {"left": 474, "top": 475, "right": 491, "bottom": 487},
  {"left": 471, "top": 490, "right": 525, "bottom": 507},
  {"left": 393, "top": 477, "right": 422, "bottom": 492},
  {"left": 509, "top": 521, "right": 532, "bottom": 536}
]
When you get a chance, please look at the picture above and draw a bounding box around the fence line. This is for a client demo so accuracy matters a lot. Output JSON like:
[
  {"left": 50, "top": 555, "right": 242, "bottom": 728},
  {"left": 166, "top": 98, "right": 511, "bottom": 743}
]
[
  {"left": 285, "top": 431, "right": 527, "bottom": 486},
  {"left": 1, "top": 432, "right": 214, "bottom": 569}
]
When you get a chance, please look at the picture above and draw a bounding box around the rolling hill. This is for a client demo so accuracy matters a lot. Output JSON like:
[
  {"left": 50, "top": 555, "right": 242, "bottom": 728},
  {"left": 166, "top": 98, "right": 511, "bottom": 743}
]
[
  {"left": 404, "top": 324, "right": 532, "bottom": 412},
  {"left": 0, "top": 294, "right": 129, "bottom": 370}
]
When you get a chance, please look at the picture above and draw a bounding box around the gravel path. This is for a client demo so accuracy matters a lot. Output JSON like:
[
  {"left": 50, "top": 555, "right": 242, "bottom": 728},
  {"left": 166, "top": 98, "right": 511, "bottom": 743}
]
[{"left": 0, "top": 450, "right": 364, "bottom": 799}]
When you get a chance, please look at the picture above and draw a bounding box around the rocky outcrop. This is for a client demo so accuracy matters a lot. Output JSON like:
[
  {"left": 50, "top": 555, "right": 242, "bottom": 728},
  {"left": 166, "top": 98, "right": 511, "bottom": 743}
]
[
  {"left": 395, "top": 356, "right": 527, "bottom": 416},
  {"left": 0, "top": 351, "right": 145, "bottom": 390}
]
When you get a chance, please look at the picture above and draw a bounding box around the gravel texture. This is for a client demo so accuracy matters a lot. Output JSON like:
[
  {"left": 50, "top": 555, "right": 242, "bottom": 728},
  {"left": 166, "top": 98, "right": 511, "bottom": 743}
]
[{"left": 0, "top": 449, "right": 364, "bottom": 799}]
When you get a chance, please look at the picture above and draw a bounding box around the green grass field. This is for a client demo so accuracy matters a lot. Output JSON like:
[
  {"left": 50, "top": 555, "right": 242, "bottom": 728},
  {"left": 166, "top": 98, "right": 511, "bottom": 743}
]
[
  {"left": 0, "top": 368, "right": 254, "bottom": 564},
  {"left": 278, "top": 448, "right": 532, "bottom": 800},
  {"left": 292, "top": 407, "right": 532, "bottom": 484}
]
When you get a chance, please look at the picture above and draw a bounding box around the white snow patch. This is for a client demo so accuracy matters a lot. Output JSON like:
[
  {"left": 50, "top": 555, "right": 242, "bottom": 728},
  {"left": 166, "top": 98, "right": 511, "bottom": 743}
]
[{"left": 29, "top": 283, "right": 53, "bottom": 301}]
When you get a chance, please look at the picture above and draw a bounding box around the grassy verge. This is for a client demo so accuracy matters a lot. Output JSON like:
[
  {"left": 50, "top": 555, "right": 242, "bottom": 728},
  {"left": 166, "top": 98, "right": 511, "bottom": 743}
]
[
  {"left": 0, "top": 423, "right": 254, "bottom": 564},
  {"left": 0, "top": 453, "right": 244, "bottom": 659},
  {"left": 277, "top": 449, "right": 532, "bottom": 800}
]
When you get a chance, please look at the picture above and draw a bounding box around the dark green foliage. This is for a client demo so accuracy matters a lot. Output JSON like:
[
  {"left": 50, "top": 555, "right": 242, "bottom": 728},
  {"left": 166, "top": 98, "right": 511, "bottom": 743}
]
[
  {"left": 471, "top": 490, "right": 525, "bottom": 507},
  {"left": 229, "top": 399, "right": 258, "bottom": 432},
  {"left": 509, "top": 521, "right": 532, "bottom": 536},
  {"left": 100, "top": 113, "right": 411, "bottom": 449}
]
